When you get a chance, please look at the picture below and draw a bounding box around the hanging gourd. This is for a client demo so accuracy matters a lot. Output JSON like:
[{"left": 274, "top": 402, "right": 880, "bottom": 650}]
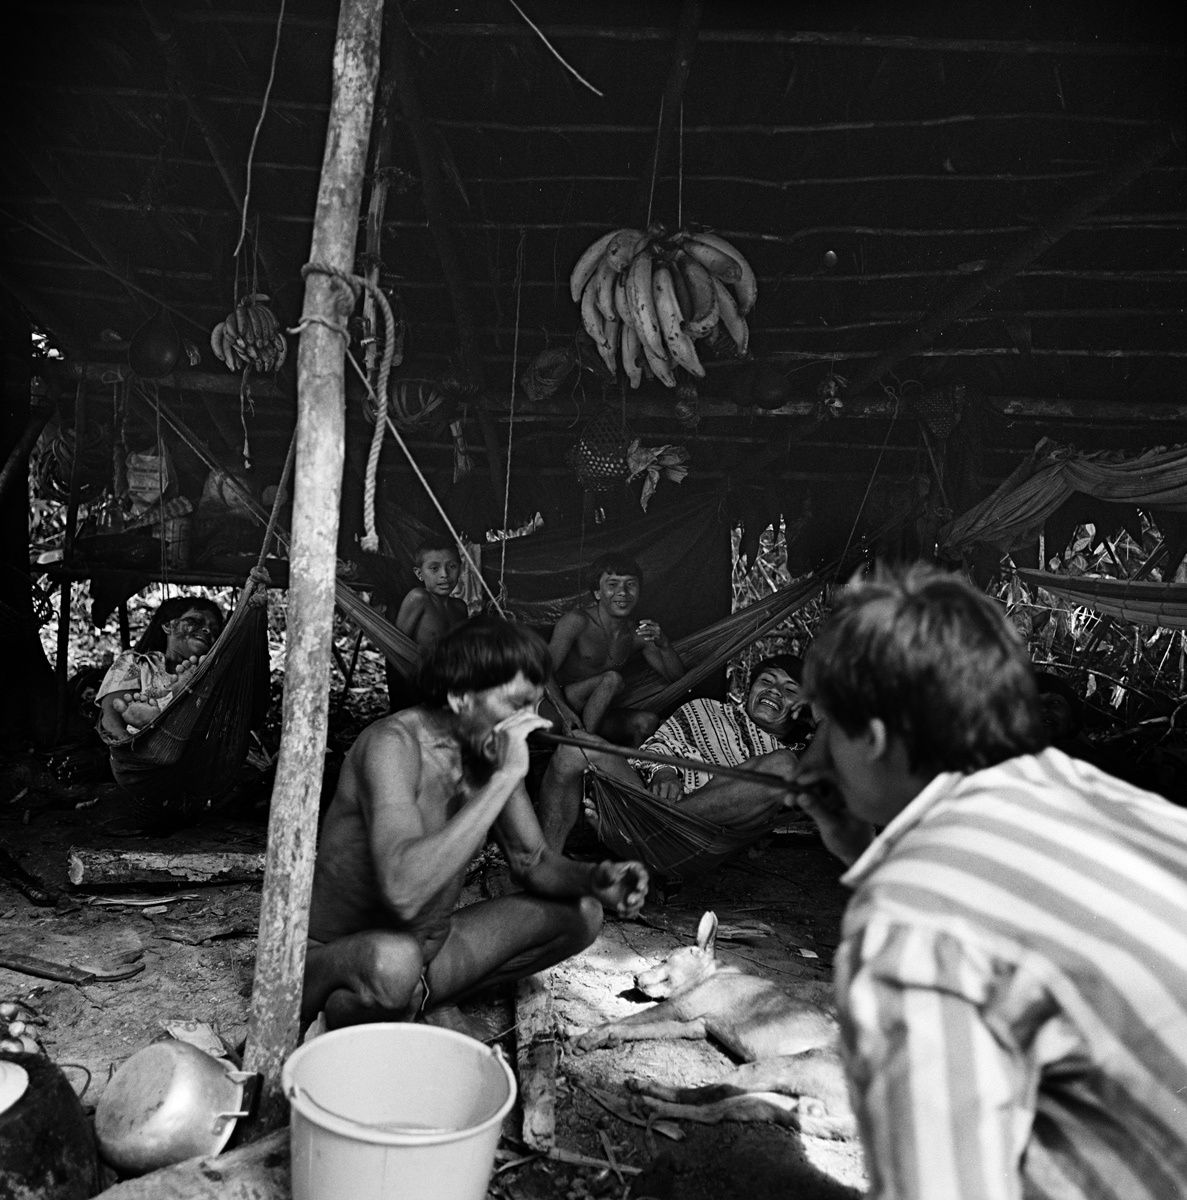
[{"left": 567, "top": 224, "right": 757, "bottom": 389}]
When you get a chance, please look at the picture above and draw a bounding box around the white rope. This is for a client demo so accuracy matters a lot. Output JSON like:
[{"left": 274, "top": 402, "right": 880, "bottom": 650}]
[{"left": 342, "top": 344, "right": 506, "bottom": 616}]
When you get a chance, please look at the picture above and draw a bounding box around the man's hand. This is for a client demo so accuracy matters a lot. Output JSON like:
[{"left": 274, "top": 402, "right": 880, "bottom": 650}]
[
  {"left": 647, "top": 767, "right": 684, "bottom": 804},
  {"left": 488, "top": 709, "right": 553, "bottom": 782},
  {"left": 590, "top": 859, "right": 648, "bottom": 918},
  {"left": 792, "top": 778, "right": 875, "bottom": 866},
  {"left": 635, "top": 619, "right": 667, "bottom": 648}
]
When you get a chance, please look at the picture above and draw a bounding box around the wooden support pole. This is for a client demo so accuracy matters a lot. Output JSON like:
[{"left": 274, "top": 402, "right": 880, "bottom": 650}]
[
  {"left": 631, "top": 0, "right": 704, "bottom": 226},
  {"left": 845, "top": 122, "right": 1182, "bottom": 397},
  {"left": 241, "top": 0, "right": 384, "bottom": 1133},
  {"left": 388, "top": 7, "right": 506, "bottom": 504}
]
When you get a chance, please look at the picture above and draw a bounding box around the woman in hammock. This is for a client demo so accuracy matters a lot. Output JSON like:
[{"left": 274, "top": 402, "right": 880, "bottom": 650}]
[
  {"left": 537, "top": 654, "right": 813, "bottom": 863},
  {"left": 95, "top": 597, "right": 224, "bottom": 743}
]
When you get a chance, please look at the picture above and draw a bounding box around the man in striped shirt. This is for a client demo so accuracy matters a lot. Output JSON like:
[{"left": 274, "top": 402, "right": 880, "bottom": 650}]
[{"left": 794, "top": 565, "right": 1187, "bottom": 1200}]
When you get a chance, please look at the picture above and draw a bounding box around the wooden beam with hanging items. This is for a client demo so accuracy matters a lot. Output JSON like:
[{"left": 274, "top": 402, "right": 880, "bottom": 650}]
[{"left": 240, "top": 0, "right": 385, "bottom": 1134}]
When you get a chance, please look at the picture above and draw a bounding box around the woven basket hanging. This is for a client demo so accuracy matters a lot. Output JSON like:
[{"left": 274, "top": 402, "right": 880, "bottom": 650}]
[
  {"left": 565, "top": 409, "right": 631, "bottom": 494},
  {"left": 913, "top": 386, "right": 966, "bottom": 440}
]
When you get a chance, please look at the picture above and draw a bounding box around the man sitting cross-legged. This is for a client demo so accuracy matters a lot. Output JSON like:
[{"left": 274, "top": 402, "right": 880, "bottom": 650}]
[
  {"left": 302, "top": 615, "right": 649, "bottom": 1035},
  {"left": 537, "top": 654, "right": 812, "bottom": 862},
  {"left": 547, "top": 552, "right": 686, "bottom": 744}
]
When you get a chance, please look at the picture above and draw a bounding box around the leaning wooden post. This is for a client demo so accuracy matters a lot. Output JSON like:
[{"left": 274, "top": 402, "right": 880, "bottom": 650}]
[{"left": 242, "top": 0, "right": 384, "bottom": 1133}]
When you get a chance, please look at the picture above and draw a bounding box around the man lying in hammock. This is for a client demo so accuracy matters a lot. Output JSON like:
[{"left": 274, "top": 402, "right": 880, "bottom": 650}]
[
  {"left": 537, "top": 654, "right": 813, "bottom": 865},
  {"left": 95, "top": 597, "right": 224, "bottom": 742},
  {"left": 301, "top": 615, "right": 648, "bottom": 1035},
  {"left": 548, "top": 552, "right": 686, "bottom": 744}
]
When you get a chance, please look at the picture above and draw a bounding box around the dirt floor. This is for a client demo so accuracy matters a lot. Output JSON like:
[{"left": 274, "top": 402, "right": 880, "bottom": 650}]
[{"left": 0, "top": 746, "right": 866, "bottom": 1200}]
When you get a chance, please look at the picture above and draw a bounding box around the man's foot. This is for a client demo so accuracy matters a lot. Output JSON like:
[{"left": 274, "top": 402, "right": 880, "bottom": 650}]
[
  {"left": 113, "top": 693, "right": 162, "bottom": 728},
  {"left": 423, "top": 1003, "right": 492, "bottom": 1042}
]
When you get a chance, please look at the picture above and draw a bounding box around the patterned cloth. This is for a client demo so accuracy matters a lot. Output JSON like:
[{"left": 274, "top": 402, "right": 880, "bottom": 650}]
[
  {"left": 629, "top": 697, "right": 787, "bottom": 793},
  {"left": 95, "top": 649, "right": 178, "bottom": 738},
  {"left": 836, "top": 747, "right": 1187, "bottom": 1200}
]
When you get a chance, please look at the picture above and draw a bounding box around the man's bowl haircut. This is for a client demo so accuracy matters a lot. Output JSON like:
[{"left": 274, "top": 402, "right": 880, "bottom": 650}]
[
  {"left": 419, "top": 615, "right": 552, "bottom": 706},
  {"left": 803, "top": 564, "right": 1045, "bottom": 775},
  {"left": 749, "top": 653, "right": 804, "bottom": 687},
  {"left": 586, "top": 552, "right": 644, "bottom": 595}
]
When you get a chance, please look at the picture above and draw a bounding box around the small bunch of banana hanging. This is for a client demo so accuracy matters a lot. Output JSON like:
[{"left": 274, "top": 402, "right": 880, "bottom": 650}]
[
  {"left": 568, "top": 225, "right": 756, "bottom": 389},
  {"left": 209, "top": 293, "right": 288, "bottom": 374}
]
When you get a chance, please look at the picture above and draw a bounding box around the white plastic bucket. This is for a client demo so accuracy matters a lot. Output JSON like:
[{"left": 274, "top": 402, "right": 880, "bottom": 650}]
[{"left": 282, "top": 1023, "right": 516, "bottom": 1200}]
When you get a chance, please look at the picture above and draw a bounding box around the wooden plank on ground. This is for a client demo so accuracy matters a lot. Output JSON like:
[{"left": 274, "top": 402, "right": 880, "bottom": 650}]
[
  {"left": 515, "top": 969, "right": 558, "bottom": 1152},
  {"left": 67, "top": 847, "right": 265, "bottom": 888},
  {"left": 93, "top": 1127, "right": 288, "bottom": 1199}
]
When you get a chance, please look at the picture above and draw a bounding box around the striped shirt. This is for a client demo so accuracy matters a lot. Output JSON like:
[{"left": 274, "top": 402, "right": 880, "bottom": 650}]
[
  {"left": 629, "top": 697, "right": 786, "bottom": 793},
  {"left": 836, "top": 748, "right": 1187, "bottom": 1200}
]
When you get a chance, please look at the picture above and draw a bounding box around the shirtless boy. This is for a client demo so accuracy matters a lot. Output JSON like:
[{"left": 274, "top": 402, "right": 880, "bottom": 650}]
[
  {"left": 395, "top": 538, "right": 469, "bottom": 656},
  {"left": 302, "top": 615, "right": 649, "bottom": 1033},
  {"left": 548, "top": 553, "right": 685, "bottom": 740}
]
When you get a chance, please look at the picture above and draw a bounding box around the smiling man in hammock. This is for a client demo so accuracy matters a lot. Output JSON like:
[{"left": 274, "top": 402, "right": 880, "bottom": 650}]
[
  {"left": 536, "top": 654, "right": 813, "bottom": 875},
  {"left": 302, "top": 615, "right": 649, "bottom": 1035},
  {"left": 548, "top": 552, "right": 686, "bottom": 744}
]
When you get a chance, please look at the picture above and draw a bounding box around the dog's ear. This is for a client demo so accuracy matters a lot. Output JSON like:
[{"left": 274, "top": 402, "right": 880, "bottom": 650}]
[{"left": 696, "top": 911, "right": 718, "bottom": 954}]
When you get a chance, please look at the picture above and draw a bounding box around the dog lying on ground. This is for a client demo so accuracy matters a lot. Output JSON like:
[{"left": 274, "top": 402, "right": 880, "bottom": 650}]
[{"left": 574, "top": 911, "right": 855, "bottom": 1139}]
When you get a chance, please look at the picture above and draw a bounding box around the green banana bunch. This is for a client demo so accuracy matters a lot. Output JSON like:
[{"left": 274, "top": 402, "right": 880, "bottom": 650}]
[
  {"left": 209, "top": 293, "right": 288, "bottom": 374},
  {"left": 568, "top": 226, "right": 757, "bottom": 389}
]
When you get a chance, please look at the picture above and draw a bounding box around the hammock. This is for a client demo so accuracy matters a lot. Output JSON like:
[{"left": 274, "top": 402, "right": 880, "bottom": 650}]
[
  {"left": 103, "top": 433, "right": 294, "bottom": 824},
  {"left": 583, "top": 763, "right": 794, "bottom": 882},
  {"left": 107, "top": 573, "right": 271, "bottom": 820},
  {"left": 618, "top": 572, "right": 827, "bottom": 713},
  {"left": 1015, "top": 569, "right": 1187, "bottom": 630}
]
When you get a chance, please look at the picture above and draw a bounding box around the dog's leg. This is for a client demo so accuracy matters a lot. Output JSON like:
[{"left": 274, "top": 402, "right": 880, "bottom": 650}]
[{"left": 574, "top": 1008, "right": 709, "bottom": 1051}]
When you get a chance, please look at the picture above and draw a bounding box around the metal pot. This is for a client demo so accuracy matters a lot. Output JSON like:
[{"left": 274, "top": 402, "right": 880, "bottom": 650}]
[{"left": 93, "top": 1040, "right": 253, "bottom": 1177}]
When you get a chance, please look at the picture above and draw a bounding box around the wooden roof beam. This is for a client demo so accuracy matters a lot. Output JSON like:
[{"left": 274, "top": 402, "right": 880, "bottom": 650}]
[
  {"left": 138, "top": 0, "right": 281, "bottom": 291},
  {"left": 845, "top": 122, "right": 1185, "bottom": 398}
]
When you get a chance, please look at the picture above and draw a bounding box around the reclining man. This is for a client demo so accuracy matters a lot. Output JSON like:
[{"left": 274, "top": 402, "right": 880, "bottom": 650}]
[
  {"left": 538, "top": 654, "right": 812, "bottom": 864},
  {"left": 302, "top": 616, "right": 649, "bottom": 1034},
  {"left": 792, "top": 565, "right": 1187, "bottom": 1200},
  {"left": 548, "top": 552, "right": 686, "bottom": 744}
]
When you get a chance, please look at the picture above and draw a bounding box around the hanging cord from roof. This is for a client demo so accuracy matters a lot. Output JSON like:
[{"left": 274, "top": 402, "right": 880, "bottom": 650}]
[
  {"left": 233, "top": 0, "right": 286, "bottom": 259},
  {"left": 677, "top": 100, "right": 684, "bottom": 228},
  {"left": 498, "top": 231, "right": 527, "bottom": 601},
  {"left": 297, "top": 261, "right": 507, "bottom": 615},
  {"left": 645, "top": 95, "right": 666, "bottom": 230},
  {"left": 504, "top": 0, "right": 604, "bottom": 98},
  {"left": 835, "top": 389, "right": 902, "bottom": 579}
]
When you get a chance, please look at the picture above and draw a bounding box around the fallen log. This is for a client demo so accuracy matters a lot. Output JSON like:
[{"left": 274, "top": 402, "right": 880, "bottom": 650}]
[
  {"left": 67, "top": 847, "right": 266, "bottom": 888},
  {"left": 93, "top": 1128, "right": 289, "bottom": 1200}
]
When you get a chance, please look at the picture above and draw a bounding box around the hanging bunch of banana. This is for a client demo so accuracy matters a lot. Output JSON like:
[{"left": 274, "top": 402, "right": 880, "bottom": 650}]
[
  {"left": 209, "top": 293, "right": 288, "bottom": 374},
  {"left": 568, "top": 225, "right": 757, "bottom": 389}
]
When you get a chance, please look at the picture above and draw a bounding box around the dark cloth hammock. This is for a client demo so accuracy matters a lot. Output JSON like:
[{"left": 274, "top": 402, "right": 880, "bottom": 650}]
[
  {"left": 583, "top": 763, "right": 797, "bottom": 883},
  {"left": 107, "top": 571, "right": 271, "bottom": 823}
]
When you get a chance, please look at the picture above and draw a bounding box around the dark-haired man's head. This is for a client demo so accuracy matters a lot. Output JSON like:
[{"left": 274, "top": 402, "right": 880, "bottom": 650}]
[
  {"left": 587, "top": 553, "right": 644, "bottom": 620},
  {"left": 419, "top": 615, "right": 551, "bottom": 708},
  {"left": 803, "top": 564, "right": 1044, "bottom": 777}
]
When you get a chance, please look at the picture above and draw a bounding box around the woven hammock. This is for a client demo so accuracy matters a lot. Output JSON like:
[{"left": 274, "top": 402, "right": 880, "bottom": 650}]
[
  {"left": 618, "top": 572, "right": 828, "bottom": 714},
  {"left": 107, "top": 571, "right": 271, "bottom": 821},
  {"left": 103, "top": 430, "right": 295, "bottom": 824},
  {"left": 584, "top": 763, "right": 791, "bottom": 882}
]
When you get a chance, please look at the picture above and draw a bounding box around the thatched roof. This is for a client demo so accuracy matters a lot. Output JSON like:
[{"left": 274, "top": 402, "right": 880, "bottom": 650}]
[{"left": 4, "top": 1, "right": 1185, "bottom": 549}]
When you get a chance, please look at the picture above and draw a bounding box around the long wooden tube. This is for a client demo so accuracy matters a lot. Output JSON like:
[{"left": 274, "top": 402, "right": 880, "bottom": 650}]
[{"left": 532, "top": 729, "right": 796, "bottom": 789}]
